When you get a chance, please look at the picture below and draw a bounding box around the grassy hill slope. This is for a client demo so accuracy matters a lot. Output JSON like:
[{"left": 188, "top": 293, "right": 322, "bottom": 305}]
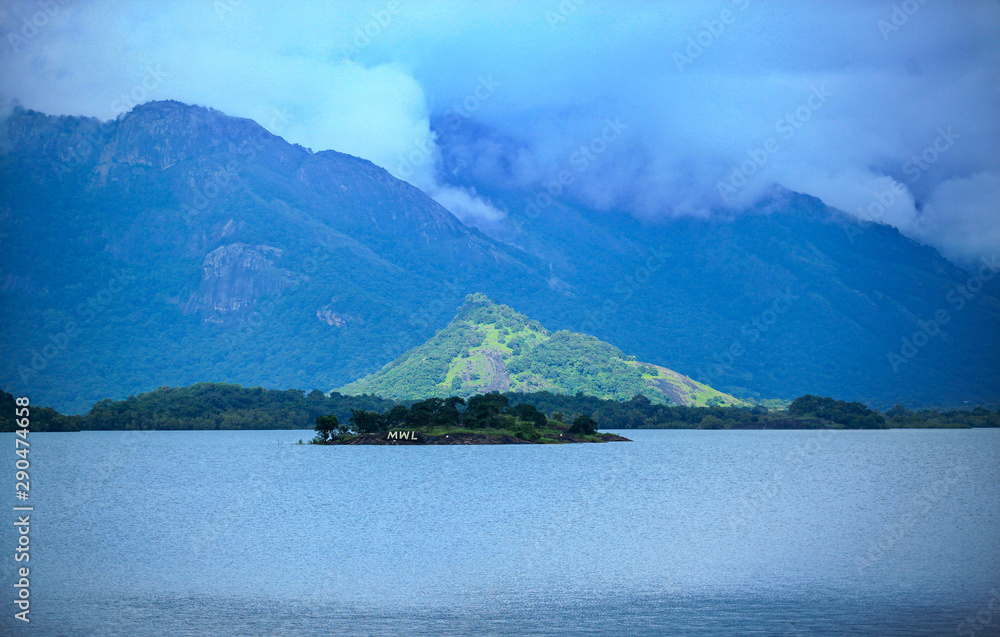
[{"left": 338, "top": 294, "right": 744, "bottom": 406}]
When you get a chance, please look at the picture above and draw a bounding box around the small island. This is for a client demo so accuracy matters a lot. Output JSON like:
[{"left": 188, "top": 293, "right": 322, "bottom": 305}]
[{"left": 310, "top": 393, "right": 630, "bottom": 445}]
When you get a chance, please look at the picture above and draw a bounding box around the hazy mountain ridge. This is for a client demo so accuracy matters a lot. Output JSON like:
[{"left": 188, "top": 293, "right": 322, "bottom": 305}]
[
  {"left": 442, "top": 179, "right": 1000, "bottom": 408},
  {"left": 1, "top": 101, "right": 997, "bottom": 412},
  {"left": 0, "top": 101, "right": 560, "bottom": 412}
]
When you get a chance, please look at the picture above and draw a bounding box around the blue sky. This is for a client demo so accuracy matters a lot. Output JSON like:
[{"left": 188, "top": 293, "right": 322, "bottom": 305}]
[{"left": 2, "top": 0, "right": 998, "bottom": 263}]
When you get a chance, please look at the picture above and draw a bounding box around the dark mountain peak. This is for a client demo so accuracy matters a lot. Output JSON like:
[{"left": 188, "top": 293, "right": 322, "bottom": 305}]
[
  {"left": 118, "top": 100, "right": 258, "bottom": 130},
  {"left": 102, "top": 102, "right": 481, "bottom": 242},
  {"left": 99, "top": 100, "right": 292, "bottom": 172}
]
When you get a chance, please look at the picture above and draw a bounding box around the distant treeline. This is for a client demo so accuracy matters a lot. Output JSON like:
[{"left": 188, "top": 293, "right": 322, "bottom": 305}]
[
  {"left": 504, "top": 392, "right": 999, "bottom": 429},
  {"left": 0, "top": 384, "right": 393, "bottom": 432},
  {"left": 1, "top": 386, "right": 997, "bottom": 432},
  {"left": 1, "top": 389, "right": 83, "bottom": 432}
]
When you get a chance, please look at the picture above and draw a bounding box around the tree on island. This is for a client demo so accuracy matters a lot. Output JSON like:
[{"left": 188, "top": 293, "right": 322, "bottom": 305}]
[
  {"left": 383, "top": 405, "right": 409, "bottom": 428},
  {"left": 349, "top": 409, "right": 385, "bottom": 434},
  {"left": 464, "top": 392, "right": 509, "bottom": 428},
  {"left": 510, "top": 403, "right": 548, "bottom": 428},
  {"left": 314, "top": 414, "right": 340, "bottom": 442},
  {"left": 569, "top": 414, "right": 598, "bottom": 435},
  {"left": 443, "top": 396, "right": 466, "bottom": 425}
]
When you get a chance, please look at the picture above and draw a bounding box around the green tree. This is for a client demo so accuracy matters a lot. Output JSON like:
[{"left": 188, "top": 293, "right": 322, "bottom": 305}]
[
  {"left": 349, "top": 409, "right": 384, "bottom": 434},
  {"left": 698, "top": 414, "right": 725, "bottom": 429},
  {"left": 314, "top": 414, "right": 340, "bottom": 442},
  {"left": 404, "top": 401, "right": 433, "bottom": 429},
  {"left": 788, "top": 394, "right": 886, "bottom": 429},
  {"left": 569, "top": 414, "right": 598, "bottom": 435},
  {"left": 464, "top": 392, "right": 509, "bottom": 428},
  {"left": 440, "top": 396, "right": 466, "bottom": 427},
  {"left": 384, "top": 405, "right": 409, "bottom": 428},
  {"left": 510, "top": 403, "right": 547, "bottom": 428}
]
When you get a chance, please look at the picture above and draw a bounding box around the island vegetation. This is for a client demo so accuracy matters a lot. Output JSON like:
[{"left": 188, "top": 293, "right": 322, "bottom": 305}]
[
  {"left": 310, "top": 392, "right": 626, "bottom": 444},
  {"left": 1, "top": 385, "right": 997, "bottom": 433}
]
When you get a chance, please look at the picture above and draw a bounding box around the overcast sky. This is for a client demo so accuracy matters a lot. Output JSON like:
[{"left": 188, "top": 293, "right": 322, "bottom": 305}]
[{"left": 2, "top": 0, "right": 998, "bottom": 263}]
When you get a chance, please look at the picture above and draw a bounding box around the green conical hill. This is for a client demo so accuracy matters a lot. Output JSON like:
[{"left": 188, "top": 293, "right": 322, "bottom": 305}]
[{"left": 338, "top": 294, "right": 745, "bottom": 406}]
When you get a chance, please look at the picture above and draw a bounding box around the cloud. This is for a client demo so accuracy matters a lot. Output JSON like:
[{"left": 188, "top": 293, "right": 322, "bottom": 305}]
[
  {"left": 911, "top": 171, "right": 1000, "bottom": 263},
  {"left": 1, "top": 0, "right": 997, "bottom": 262}
]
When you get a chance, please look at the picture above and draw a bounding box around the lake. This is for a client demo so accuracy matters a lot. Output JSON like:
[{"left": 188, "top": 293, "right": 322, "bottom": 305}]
[{"left": 2, "top": 428, "right": 998, "bottom": 636}]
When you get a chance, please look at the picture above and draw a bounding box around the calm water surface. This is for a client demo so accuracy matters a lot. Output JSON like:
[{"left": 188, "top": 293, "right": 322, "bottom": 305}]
[{"left": 2, "top": 428, "right": 998, "bottom": 636}]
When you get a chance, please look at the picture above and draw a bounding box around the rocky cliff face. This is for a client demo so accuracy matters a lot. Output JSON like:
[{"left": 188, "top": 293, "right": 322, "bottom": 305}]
[
  {"left": 185, "top": 243, "right": 290, "bottom": 323},
  {"left": 315, "top": 296, "right": 357, "bottom": 328}
]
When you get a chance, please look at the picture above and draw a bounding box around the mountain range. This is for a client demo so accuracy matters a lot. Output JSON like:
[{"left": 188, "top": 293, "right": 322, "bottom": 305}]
[{"left": 1, "top": 100, "right": 997, "bottom": 412}]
